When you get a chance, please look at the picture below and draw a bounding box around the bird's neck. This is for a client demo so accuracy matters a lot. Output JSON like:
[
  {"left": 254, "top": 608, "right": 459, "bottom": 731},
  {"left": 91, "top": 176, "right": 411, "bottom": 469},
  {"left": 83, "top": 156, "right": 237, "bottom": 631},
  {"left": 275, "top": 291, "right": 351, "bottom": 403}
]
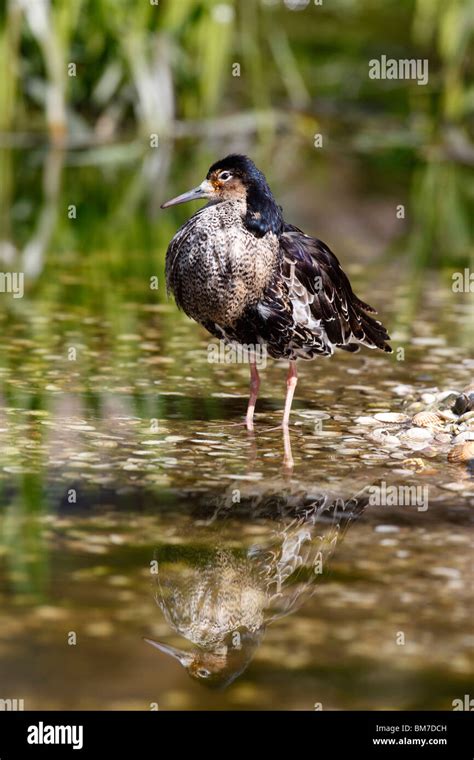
[{"left": 244, "top": 184, "right": 283, "bottom": 238}]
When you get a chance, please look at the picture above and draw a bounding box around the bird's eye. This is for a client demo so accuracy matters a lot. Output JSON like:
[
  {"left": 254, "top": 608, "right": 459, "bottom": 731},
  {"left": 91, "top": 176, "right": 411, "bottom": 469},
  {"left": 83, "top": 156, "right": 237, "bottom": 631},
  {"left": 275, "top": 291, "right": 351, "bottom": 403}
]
[
  {"left": 197, "top": 668, "right": 211, "bottom": 678},
  {"left": 219, "top": 171, "right": 232, "bottom": 181}
]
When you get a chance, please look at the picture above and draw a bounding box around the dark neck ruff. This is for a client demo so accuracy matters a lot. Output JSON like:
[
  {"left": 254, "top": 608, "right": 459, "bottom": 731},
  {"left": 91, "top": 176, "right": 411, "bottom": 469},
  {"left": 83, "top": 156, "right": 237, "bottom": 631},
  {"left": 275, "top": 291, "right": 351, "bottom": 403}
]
[{"left": 244, "top": 183, "right": 283, "bottom": 238}]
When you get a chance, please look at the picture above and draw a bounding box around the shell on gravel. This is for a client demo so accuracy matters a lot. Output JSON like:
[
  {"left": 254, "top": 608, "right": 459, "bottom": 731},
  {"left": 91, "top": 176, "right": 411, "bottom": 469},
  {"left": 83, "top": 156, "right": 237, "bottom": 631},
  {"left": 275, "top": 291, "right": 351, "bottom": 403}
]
[
  {"left": 447, "top": 441, "right": 474, "bottom": 464},
  {"left": 412, "top": 411, "right": 445, "bottom": 429}
]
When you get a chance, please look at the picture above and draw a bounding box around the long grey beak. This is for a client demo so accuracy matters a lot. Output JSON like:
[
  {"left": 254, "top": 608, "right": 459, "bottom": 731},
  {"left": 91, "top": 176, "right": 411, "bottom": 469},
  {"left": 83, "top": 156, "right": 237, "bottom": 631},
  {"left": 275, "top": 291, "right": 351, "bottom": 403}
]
[
  {"left": 161, "top": 180, "right": 212, "bottom": 209},
  {"left": 144, "top": 637, "right": 193, "bottom": 668}
]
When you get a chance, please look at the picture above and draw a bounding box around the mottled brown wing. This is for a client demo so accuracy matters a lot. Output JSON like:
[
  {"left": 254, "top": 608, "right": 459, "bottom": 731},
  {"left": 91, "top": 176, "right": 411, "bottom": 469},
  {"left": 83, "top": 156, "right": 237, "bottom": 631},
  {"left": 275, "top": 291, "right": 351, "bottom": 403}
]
[{"left": 279, "top": 224, "right": 392, "bottom": 355}]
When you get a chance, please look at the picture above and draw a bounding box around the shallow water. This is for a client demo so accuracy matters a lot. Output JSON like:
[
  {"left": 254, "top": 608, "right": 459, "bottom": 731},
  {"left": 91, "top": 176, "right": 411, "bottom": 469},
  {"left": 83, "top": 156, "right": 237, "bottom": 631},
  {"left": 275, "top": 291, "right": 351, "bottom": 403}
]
[{"left": 0, "top": 143, "right": 472, "bottom": 710}]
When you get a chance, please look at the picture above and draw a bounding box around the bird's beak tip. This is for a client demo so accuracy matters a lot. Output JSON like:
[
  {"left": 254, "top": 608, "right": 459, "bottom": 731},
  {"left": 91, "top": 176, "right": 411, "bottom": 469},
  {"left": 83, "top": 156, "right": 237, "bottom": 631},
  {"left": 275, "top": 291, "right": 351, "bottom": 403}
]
[
  {"left": 144, "top": 637, "right": 193, "bottom": 667},
  {"left": 161, "top": 180, "right": 213, "bottom": 210}
]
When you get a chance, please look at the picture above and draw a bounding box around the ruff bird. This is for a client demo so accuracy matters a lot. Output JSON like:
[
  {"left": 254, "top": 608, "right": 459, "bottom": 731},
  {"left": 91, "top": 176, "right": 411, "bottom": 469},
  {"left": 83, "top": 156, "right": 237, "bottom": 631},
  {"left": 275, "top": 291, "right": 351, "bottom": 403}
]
[{"left": 161, "top": 155, "right": 391, "bottom": 427}]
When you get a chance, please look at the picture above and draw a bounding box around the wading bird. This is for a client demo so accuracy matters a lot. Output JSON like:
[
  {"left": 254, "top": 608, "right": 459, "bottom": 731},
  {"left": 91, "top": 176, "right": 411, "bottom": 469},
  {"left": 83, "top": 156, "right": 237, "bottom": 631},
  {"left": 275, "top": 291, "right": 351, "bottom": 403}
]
[{"left": 161, "top": 155, "right": 391, "bottom": 428}]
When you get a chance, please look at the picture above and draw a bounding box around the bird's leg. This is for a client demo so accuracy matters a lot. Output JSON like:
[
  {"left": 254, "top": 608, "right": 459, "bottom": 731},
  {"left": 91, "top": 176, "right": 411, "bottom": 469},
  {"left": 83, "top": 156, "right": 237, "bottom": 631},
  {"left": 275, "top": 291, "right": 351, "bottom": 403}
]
[
  {"left": 245, "top": 360, "right": 260, "bottom": 431},
  {"left": 282, "top": 424, "right": 294, "bottom": 471},
  {"left": 282, "top": 360, "right": 298, "bottom": 427}
]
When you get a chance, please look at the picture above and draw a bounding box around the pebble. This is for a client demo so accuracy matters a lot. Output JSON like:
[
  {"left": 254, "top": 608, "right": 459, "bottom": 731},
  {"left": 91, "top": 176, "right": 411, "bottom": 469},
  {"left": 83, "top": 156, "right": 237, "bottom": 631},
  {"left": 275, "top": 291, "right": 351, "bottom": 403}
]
[
  {"left": 453, "top": 431, "right": 474, "bottom": 444},
  {"left": 437, "top": 390, "right": 458, "bottom": 403},
  {"left": 109, "top": 534, "right": 124, "bottom": 545},
  {"left": 403, "top": 442, "right": 430, "bottom": 452},
  {"left": 411, "top": 337, "right": 445, "bottom": 346},
  {"left": 35, "top": 606, "right": 68, "bottom": 621},
  {"left": 438, "top": 409, "right": 457, "bottom": 421},
  {"left": 108, "top": 575, "right": 130, "bottom": 587},
  {"left": 431, "top": 567, "right": 461, "bottom": 580},
  {"left": 370, "top": 429, "right": 400, "bottom": 446},
  {"left": 84, "top": 621, "right": 114, "bottom": 637},
  {"left": 434, "top": 433, "right": 452, "bottom": 443},
  {"left": 298, "top": 410, "right": 331, "bottom": 420},
  {"left": 401, "top": 427, "right": 432, "bottom": 441},
  {"left": 374, "top": 525, "right": 400, "bottom": 534},
  {"left": 392, "top": 384, "right": 414, "bottom": 396},
  {"left": 440, "top": 482, "right": 466, "bottom": 491}
]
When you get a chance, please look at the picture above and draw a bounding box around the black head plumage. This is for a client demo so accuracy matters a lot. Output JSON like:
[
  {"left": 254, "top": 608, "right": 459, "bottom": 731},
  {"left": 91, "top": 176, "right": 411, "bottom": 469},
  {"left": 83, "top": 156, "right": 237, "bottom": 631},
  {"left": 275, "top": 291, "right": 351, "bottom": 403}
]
[{"left": 208, "top": 154, "right": 284, "bottom": 238}]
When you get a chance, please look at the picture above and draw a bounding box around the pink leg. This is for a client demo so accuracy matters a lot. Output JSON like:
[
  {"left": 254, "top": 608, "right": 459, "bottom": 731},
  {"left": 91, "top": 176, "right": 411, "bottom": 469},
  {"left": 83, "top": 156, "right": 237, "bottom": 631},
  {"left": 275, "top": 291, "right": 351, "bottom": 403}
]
[
  {"left": 245, "top": 360, "right": 260, "bottom": 431},
  {"left": 282, "top": 425, "right": 294, "bottom": 470},
  {"left": 282, "top": 360, "right": 298, "bottom": 427}
]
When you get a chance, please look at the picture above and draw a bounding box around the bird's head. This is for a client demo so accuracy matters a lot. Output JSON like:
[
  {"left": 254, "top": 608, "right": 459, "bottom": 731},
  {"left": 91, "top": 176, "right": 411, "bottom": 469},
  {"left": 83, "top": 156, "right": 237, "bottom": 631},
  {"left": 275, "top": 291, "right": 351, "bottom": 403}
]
[
  {"left": 144, "top": 628, "right": 264, "bottom": 689},
  {"left": 161, "top": 154, "right": 283, "bottom": 237}
]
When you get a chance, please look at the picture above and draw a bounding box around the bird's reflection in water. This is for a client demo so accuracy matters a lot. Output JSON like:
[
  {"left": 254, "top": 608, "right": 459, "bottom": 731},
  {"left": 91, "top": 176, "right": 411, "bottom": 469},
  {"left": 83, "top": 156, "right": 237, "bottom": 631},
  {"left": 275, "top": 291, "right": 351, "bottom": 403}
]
[{"left": 145, "top": 483, "right": 368, "bottom": 688}]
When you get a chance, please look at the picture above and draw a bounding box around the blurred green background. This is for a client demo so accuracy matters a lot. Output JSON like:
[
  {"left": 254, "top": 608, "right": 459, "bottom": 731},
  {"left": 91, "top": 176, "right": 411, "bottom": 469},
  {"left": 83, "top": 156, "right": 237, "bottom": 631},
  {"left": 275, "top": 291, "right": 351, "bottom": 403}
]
[{"left": 1, "top": 0, "right": 473, "bottom": 271}]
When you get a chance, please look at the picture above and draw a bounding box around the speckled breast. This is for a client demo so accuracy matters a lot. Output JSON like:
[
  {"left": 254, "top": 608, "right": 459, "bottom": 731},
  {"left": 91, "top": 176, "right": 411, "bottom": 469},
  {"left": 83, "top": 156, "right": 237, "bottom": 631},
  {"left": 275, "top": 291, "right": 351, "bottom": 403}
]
[{"left": 165, "top": 200, "right": 280, "bottom": 326}]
